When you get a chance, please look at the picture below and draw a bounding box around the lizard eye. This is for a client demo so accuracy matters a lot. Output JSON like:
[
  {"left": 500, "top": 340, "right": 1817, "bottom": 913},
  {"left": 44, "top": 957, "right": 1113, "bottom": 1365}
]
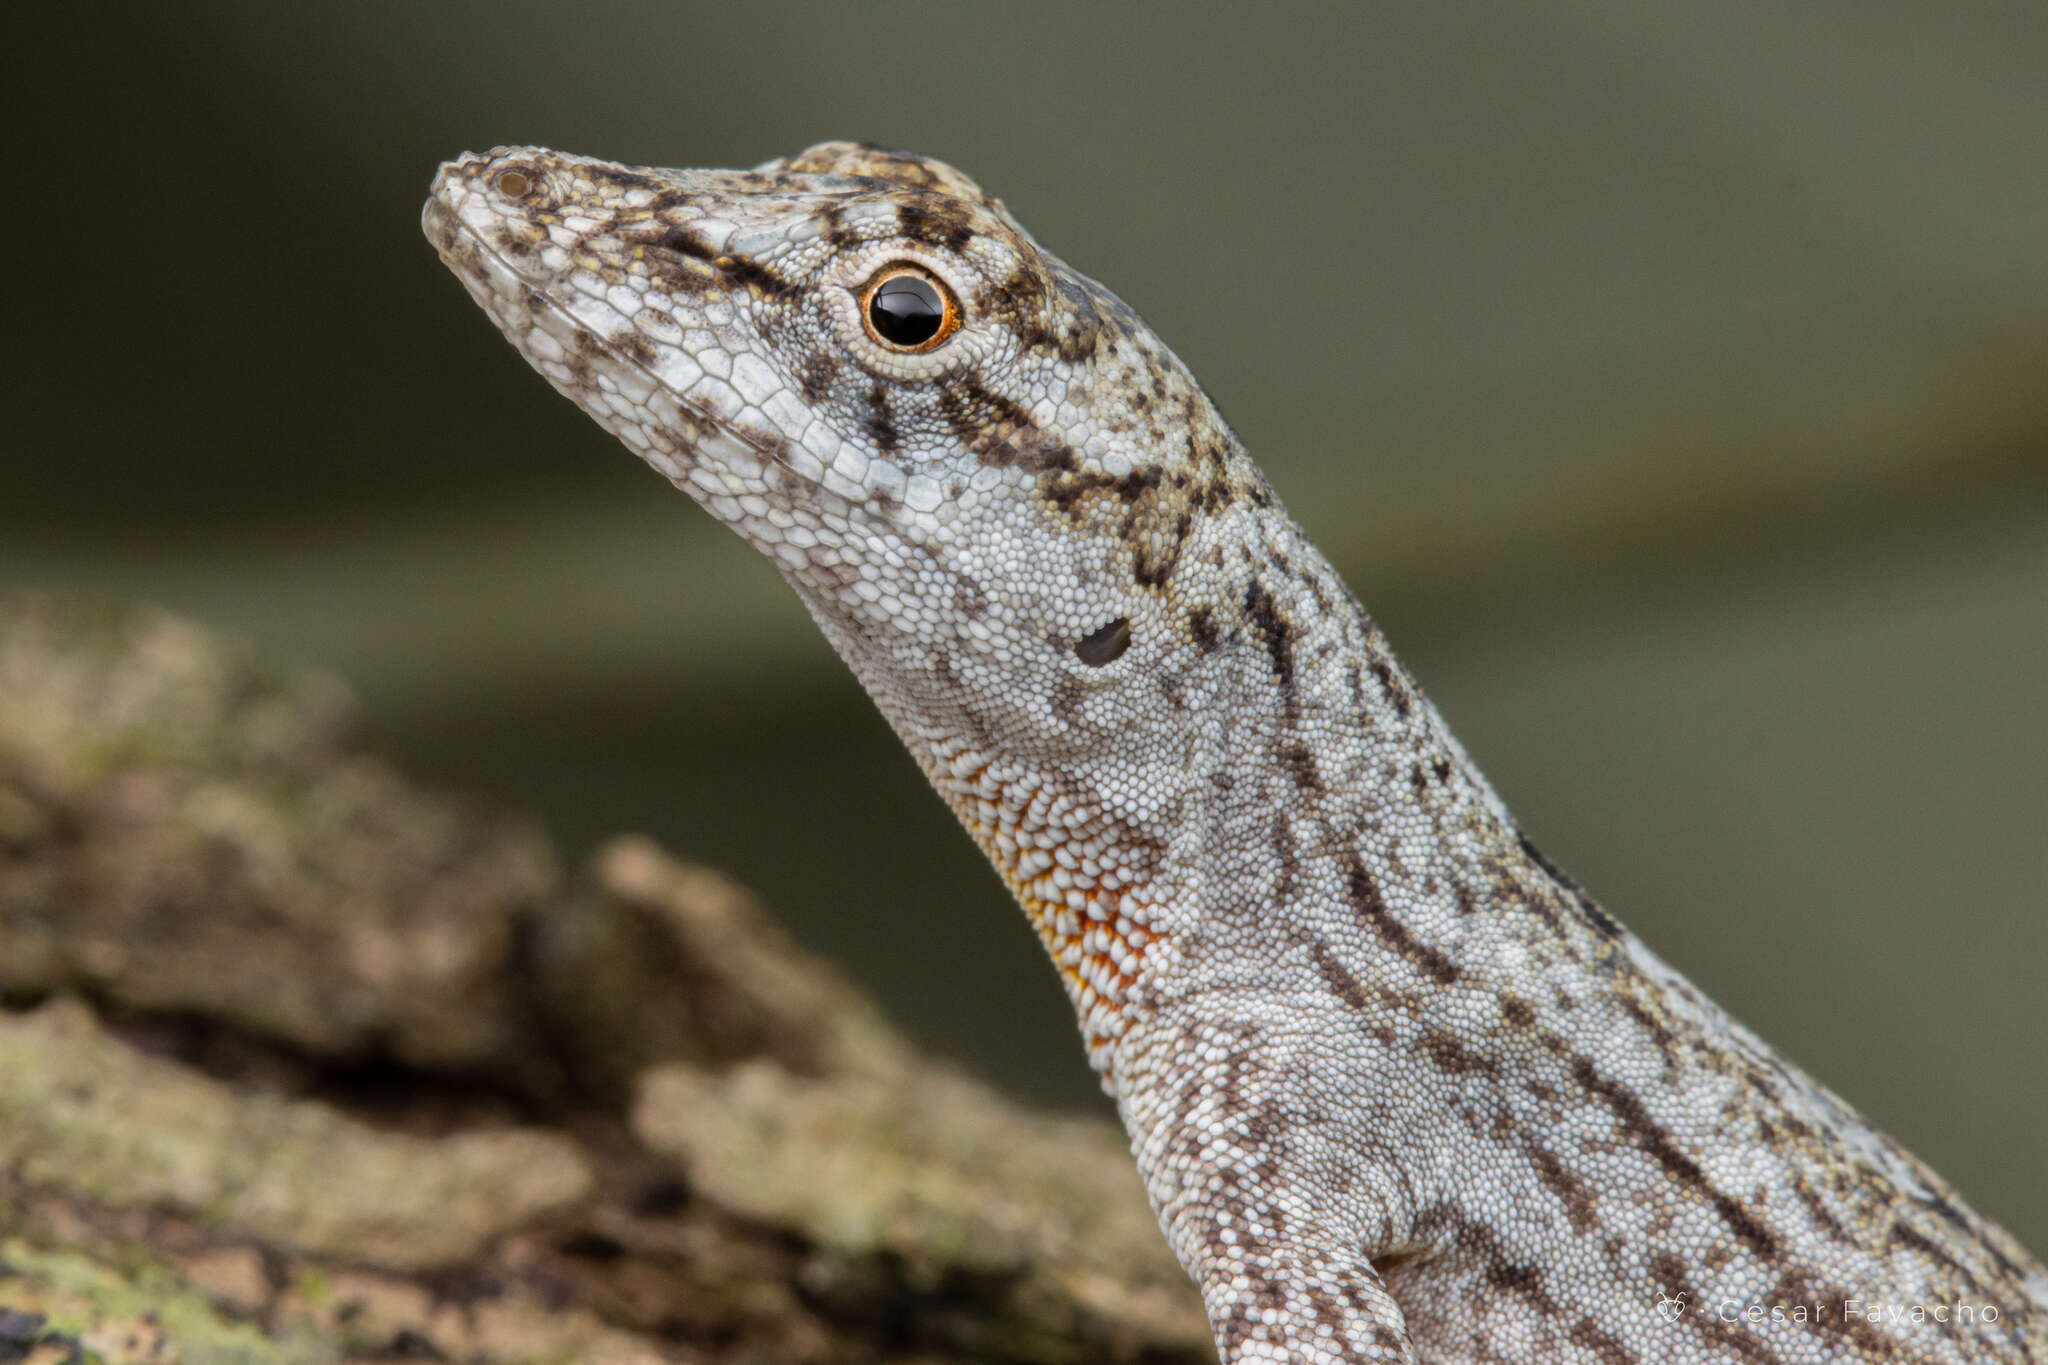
[{"left": 861, "top": 264, "right": 961, "bottom": 352}]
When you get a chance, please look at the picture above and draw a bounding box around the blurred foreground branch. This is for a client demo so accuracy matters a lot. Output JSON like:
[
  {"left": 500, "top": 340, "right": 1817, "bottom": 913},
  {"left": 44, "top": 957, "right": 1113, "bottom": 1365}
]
[{"left": 0, "top": 591, "right": 1206, "bottom": 1364}]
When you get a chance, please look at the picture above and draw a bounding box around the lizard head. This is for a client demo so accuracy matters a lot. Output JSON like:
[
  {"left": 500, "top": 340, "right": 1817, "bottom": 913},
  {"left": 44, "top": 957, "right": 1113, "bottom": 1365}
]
[{"left": 424, "top": 141, "right": 1280, "bottom": 785}]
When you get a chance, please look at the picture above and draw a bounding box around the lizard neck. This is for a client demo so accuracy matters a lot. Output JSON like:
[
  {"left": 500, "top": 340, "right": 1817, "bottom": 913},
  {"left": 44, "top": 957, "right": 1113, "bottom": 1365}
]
[
  {"left": 799, "top": 496, "right": 1583, "bottom": 1089},
  {"left": 1157, "top": 501, "right": 1559, "bottom": 999}
]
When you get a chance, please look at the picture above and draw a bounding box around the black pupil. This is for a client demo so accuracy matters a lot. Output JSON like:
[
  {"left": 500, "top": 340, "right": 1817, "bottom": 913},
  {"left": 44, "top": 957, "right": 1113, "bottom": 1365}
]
[{"left": 869, "top": 274, "right": 946, "bottom": 346}]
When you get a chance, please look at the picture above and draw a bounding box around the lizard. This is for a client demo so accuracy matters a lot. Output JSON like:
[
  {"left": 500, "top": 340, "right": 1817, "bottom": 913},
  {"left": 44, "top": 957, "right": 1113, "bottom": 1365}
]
[{"left": 422, "top": 141, "right": 2048, "bottom": 1364}]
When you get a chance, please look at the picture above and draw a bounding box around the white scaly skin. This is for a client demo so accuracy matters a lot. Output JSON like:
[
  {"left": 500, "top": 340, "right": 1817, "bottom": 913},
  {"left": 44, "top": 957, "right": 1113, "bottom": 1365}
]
[{"left": 424, "top": 143, "right": 2046, "bottom": 1364}]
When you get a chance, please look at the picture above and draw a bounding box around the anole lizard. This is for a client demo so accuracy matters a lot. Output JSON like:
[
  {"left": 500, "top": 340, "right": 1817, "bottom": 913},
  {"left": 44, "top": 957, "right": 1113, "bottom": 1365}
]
[{"left": 424, "top": 142, "right": 2047, "bottom": 1364}]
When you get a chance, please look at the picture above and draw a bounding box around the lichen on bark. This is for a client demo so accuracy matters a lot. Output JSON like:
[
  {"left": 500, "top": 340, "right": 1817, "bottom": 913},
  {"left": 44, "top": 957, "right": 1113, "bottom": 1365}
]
[{"left": 0, "top": 591, "right": 1208, "bottom": 1363}]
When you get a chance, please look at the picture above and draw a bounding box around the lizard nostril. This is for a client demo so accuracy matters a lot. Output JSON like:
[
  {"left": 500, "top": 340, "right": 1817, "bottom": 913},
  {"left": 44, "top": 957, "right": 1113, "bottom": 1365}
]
[
  {"left": 1075, "top": 618, "right": 1132, "bottom": 667},
  {"left": 494, "top": 168, "right": 532, "bottom": 198}
]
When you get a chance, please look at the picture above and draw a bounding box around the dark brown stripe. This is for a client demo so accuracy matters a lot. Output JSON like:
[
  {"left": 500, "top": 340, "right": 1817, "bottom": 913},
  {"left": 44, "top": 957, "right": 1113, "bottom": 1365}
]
[
  {"left": 1619, "top": 995, "right": 1680, "bottom": 1070},
  {"left": 862, "top": 383, "right": 900, "bottom": 454},
  {"left": 1278, "top": 742, "right": 1324, "bottom": 797},
  {"left": 717, "top": 253, "right": 792, "bottom": 297},
  {"left": 1310, "top": 939, "right": 1372, "bottom": 1012},
  {"left": 602, "top": 168, "right": 662, "bottom": 191},
  {"left": 1525, "top": 1139, "right": 1599, "bottom": 1234},
  {"left": 657, "top": 225, "right": 716, "bottom": 260},
  {"left": 1367, "top": 657, "right": 1411, "bottom": 718},
  {"left": 1519, "top": 833, "right": 1625, "bottom": 941},
  {"left": 1422, "top": 1031, "right": 1495, "bottom": 1077},
  {"left": 1343, "top": 852, "right": 1460, "bottom": 985},
  {"left": 898, "top": 198, "right": 974, "bottom": 253},
  {"left": 1243, "top": 581, "right": 1295, "bottom": 689},
  {"left": 1571, "top": 1056, "right": 1782, "bottom": 1262}
]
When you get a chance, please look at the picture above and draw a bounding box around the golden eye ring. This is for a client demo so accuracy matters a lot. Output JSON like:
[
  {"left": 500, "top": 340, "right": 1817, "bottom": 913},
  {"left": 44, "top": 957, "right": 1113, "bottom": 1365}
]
[
  {"left": 494, "top": 168, "right": 532, "bottom": 198},
  {"left": 859, "top": 263, "right": 962, "bottom": 353}
]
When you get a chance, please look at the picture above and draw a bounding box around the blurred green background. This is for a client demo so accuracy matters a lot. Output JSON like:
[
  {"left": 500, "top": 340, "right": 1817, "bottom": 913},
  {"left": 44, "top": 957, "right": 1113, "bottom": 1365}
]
[{"left": 8, "top": 4, "right": 2045, "bottom": 1249}]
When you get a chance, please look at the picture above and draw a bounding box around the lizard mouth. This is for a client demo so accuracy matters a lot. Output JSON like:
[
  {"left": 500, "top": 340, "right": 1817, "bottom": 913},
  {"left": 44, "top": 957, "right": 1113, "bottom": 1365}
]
[{"left": 421, "top": 168, "right": 800, "bottom": 506}]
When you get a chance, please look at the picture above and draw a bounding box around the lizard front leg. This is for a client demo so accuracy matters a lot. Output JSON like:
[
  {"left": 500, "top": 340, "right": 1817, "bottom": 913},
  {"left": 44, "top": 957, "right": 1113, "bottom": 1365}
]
[
  {"left": 1194, "top": 1242, "right": 1414, "bottom": 1364},
  {"left": 1121, "top": 1015, "right": 1425, "bottom": 1364}
]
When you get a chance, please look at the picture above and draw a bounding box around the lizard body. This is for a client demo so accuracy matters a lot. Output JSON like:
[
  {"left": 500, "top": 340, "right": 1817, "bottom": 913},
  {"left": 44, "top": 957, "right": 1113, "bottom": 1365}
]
[{"left": 424, "top": 143, "right": 2047, "bottom": 1364}]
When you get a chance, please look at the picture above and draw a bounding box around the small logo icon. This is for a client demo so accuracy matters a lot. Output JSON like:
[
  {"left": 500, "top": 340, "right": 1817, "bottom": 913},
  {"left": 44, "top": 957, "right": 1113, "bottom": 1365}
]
[{"left": 1656, "top": 1289, "right": 1689, "bottom": 1323}]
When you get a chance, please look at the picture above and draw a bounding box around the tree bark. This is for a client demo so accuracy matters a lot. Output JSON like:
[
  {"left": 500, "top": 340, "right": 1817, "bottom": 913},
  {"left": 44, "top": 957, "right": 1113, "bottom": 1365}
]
[{"left": 0, "top": 590, "right": 1208, "bottom": 1364}]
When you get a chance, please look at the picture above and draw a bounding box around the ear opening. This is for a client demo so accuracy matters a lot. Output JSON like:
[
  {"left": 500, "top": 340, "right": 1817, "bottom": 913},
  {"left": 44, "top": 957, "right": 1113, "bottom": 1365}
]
[{"left": 1075, "top": 618, "right": 1132, "bottom": 667}]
